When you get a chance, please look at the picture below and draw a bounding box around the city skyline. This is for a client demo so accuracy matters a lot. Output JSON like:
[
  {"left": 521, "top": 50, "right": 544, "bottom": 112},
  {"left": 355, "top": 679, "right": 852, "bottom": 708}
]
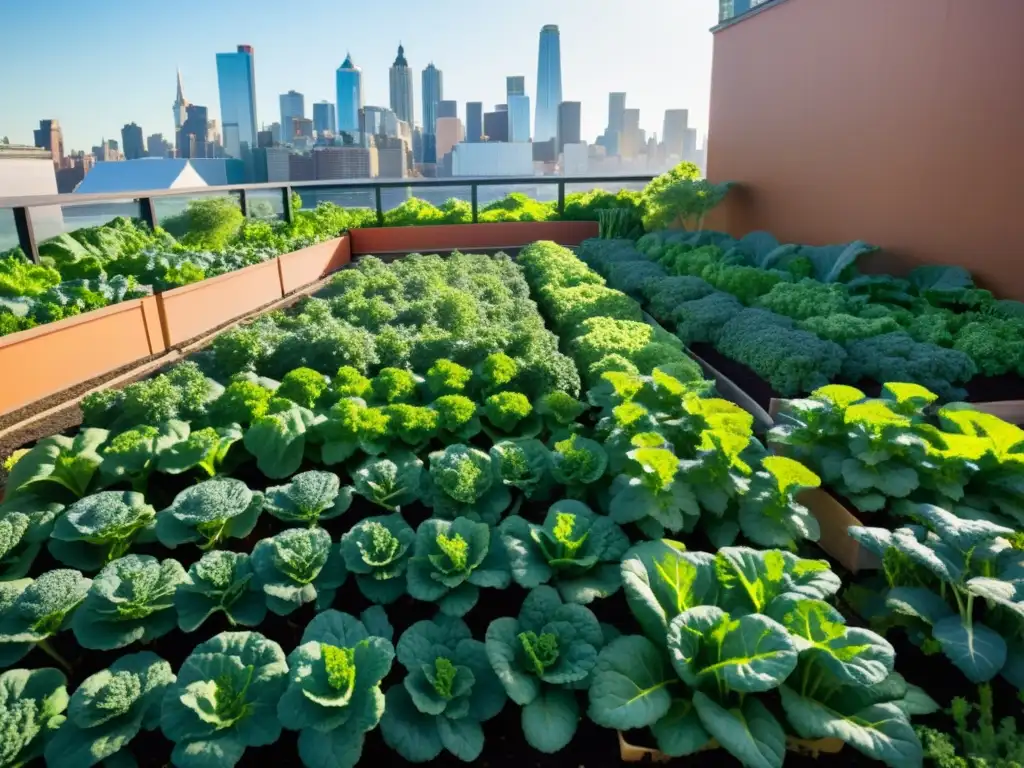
[{"left": 0, "top": 0, "right": 717, "bottom": 152}]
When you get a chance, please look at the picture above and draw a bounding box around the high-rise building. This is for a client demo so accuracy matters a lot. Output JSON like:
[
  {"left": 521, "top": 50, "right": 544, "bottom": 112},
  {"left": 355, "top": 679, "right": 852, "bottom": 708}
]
[
  {"left": 313, "top": 101, "right": 336, "bottom": 136},
  {"left": 421, "top": 63, "right": 443, "bottom": 163},
  {"left": 620, "top": 108, "right": 641, "bottom": 158},
  {"left": 33, "top": 120, "right": 63, "bottom": 166},
  {"left": 608, "top": 92, "right": 626, "bottom": 133},
  {"left": 289, "top": 153, "right": 315, "bottom": 181},
  {"left": 412, "top": 126, "right": 423, "bottom": 164},
  {"left": 435, "top": 116, "right": 464, "bottom": 162},
  {"left": 336, "top": 54, "right": 364, "bottom": 135},
  {"left": 207, "top": 120, "right": 221, "bottom": 146},
  {"left": 466, "top": 102, "right": 483, "bottom": 143},
  {"left": 451, "top": 142, "right": 533, "bottom": 176},
  {"left": 147, "top": 133, "right": 171, "bottom": 158},
  {"left": 684, "top": 128, "right": 698, "bottom": 161},
  {"left": 508, "top": 95, "right": 530, "bottom": 142},
  {"left": 662, "top": 109, "right": 688, "bottom": 158},
  {"left": 506, "top": 76, "right": 525, "bottom": 98},
  {"left": 314, "top": 146, "right": 378, "bottom": 179},
  {"left": 483, "top": 109, "right": 508, "bottom": 143},
  {"left": 556, "top": 101, "right": 581, "bottom": 154},
  {"left": 438, "top": 100, "right": 457, "bottom": 119},
  {"left": 280, "top": 90, "right": 305, "bottom": 142},
  {"left": 270, "top": 122, "right": 282, "bottom": 145},
  {"left": 362, "top": 106, "right": 400, "bottom": 137},
  {"left": 534, "top": 25, "right": 562, "bottom": 142},
  {"left": 173, "top": 69, "right": 189, "bottom": 155},
  {"left": 374, "top": 135, "right": 408, "bottom": 178},
  {"left": 215, "top": 44, "right": 258, "bottom": 159},
  {"left": 178, "top": 104, "right": 210, "bottom": 159},
  {"left": 389, "top": 44, "right": 414, "bottom": 125},
  {"left": 257, "top": 130, "right": 273, "bottom": 148},
  {"left": 292, "top": 118, "right": 314, "bottom": 140},
  {"left": 121, "top": 123, "right": 145, "bottom": 159}
]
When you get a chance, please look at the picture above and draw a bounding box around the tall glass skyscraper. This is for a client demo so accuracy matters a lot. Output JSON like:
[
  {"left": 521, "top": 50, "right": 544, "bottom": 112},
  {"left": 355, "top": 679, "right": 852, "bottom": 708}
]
[
  {"left": 389, "top": 44, "right": 414, "bottom": 125},
  {"left": 421, "top": 63, "right": 443, "bottom": 163},
  {"left": 508, "top": 95, "right": 531, "bottom": 142},
  {"left": 279, "top": 90, "right": 304, "bottom": 142},
  {"left": 313, "top": 101, "right": 336, "bottom": 136},
  {"left": 534, "top": 25, "right": 562, "bottom": 142},
  {"left": 466, "top": 102, "right": 483, "bottom": 143},
  {"left": 215, "top": 44, "right": 258, "bottom": 160},
  {"left": 336, "top": 54, "right": 363, "bottom": 134}
]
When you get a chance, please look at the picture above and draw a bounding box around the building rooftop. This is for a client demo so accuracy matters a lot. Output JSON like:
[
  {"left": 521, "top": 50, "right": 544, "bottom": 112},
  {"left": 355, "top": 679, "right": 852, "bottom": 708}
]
[
  {"left": 340, "top": 53, "right": 358, "bottom": 70},
  {"left": 73, "top": 158, "right": 244, "bottom": 194},
  {"left": 393, "top": 44, "right": 408, "bottom": 68}
]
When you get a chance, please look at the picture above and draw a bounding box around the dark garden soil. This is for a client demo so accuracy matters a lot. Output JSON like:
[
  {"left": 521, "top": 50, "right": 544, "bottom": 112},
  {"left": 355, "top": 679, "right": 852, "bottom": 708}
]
[{"left": 689, "top": 343, "right": 782, "bottom": 412}]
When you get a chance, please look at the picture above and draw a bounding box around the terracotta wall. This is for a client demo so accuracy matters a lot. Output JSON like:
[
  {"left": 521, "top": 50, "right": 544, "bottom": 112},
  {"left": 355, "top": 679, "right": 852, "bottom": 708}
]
[{"left": 705, "top": 0, "right": 1024, "bottom": 298}]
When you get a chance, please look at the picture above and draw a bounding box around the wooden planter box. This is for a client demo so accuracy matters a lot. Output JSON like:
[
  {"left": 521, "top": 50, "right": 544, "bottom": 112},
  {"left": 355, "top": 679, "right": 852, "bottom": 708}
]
[
  {"left": 349, "top": 220, "right": 599, "bottom": 255},
  {"left": 277, "top": 235, "right": 351, "bottom": 294},
  {"left": 618, "top": 731, "right": 843, "bottom": 762},
  {"left": 0, "top": 297, "right": 165, "bottom": 417},
  {"left": 157, "top": 258, "right": 284, "bottom": 347}
]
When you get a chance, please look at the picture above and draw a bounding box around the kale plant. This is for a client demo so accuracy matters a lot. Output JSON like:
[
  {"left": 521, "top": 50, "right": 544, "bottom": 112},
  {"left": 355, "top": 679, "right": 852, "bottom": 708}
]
[
  {"left": 251, "top": 528, "right": 346, "bottom": 616},
  {"left": 423, "top": 444, "right": 511, "bottom": 524},
  {"left": 175, "top": 551, "right": 267, "bottom": 632},
  {"left": 48, "top": 491, "right": 156, "bottom": 571},
  {"left": 341, "top": 514, "right": 415, "bottom": 604},
  {"left": 351, "top": 452, "right": 423, "bottom": 511},
  {"left": 263, "top": 470, "right": 352, "bottom": 527},
  {"left": 0, "top": 569, "right": 90, "bottom": 668},
  {"left": 0, "top": 496, "right": 65, "bottom": 580},
  {"left": 156, "top": 478, "right": 264, "bottom": 550}
]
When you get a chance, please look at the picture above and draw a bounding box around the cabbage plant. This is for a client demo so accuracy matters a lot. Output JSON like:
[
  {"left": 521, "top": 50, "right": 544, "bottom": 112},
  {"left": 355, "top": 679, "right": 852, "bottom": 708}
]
[
  {"left": 380, "top": 616, "right": 506, "bottom": 762},
  {"left": 98, "top": 421, "right": 189, "bottom": 491},
  {"left": 48, "top": 491, "right": 156, "bottom": 571},
  {"left": 406, "top": 518, "right": 510, "bottom": 617},
  {"left": 251, "top": 528, "right": 346, "bottom": 616},
  {"left": 423, "top": 444, "right": 511, "bottom": 524},
  {"left": 263, "top": 470, "right": 352, "bottom": 527},
  {"left": 175, "top": 551, "right": 267, "bottom": 632},
  {"left": 489, "top": 439, "right": 553, "bottom": 500},
  {"left": 5, "top": 429, "right": 109, "bottom": 502},
  {"left": 549, "top": 434, "right": 608, "bottom": 498},
  {"left": 341, "top": 514, "right": 415, "bottom": 604},
  {"left": 0, "top": 569, "right": 91, "bottom": 668},
  {"left": 72, "top": 555, "right": 186, "bottom": 651},
  {"left": 485, "top": 586, "right": 605, "bottom": 752},
  {"left": 160, "top": 631, "right": 288, "bottom": 768},
  {"left": 278, "top": 610, "right": 395, "bottom": 768},
  {"left": 0, "top": 667, "right": 68, "bottom": 767},
  {"left": 44, "top": 651, "right": 174, "bottom": 768},
  {"left": 499, "top": 500, "right": 629, "bottom": 604},
  {"left": 351, "top": 451, "right": 423, "bottom": 511},
  {"left": 243, "top": 402, "right": 322, "bottom": 479},
  {"left": 157, "top": 425, "right": 244, "bottom": 478},
  {"left": 156, "top": 478, "right": 264, "bottom": 550},
  {"left": 0, "top": 496, "right": 65, "bottom": 580}
]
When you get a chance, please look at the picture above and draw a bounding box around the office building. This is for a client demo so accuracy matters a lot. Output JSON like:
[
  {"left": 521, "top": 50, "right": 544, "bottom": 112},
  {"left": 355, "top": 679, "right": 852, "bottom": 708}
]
[
  {"left": 557, "top": 101, "right": 581, "bottom": 154},
  {"left": 257, "top": 130, "right": 273, "bottom": 148},
  {"left": 412, "top": 126, "right": 423, "bottom": 163},
  {"left": 280, "top": 90, "right": 305, "bottom": 142},
  {"left": 389, "top": 44, "right": 414, "bottom": 125},
  {"left": 435, "top": 116, "right": 464, "bottom": 162},
  {"left": 336, "top": 54, "right": 364, "bottom": 134},
  {"left": 466, "top": 102, "right": 483, "bottom": 143},
  {"left": 91, "top": 139, "right": 121, "bottom": 163},
  {"left": 663, "top": 109, "right": 688, "bottom": 158},
  {"left": 289, "top": 153, "right": 314, "bottom": 181},
  {"left": 253, "top": 146, "right": 290, "bottom": 182},
  {"left": 451, "top": 142, "right": 532, "bottom": 176},
  {"left": 508, "top": 95, "right": 530, "bottom": 142},
  {"left": 173, "top": 69, "right": 189, "bottom": 154},
  {"left": 207, "top": 119, "right": 221, "bottom": 146},
  {"left": 438, "top": 100, "right": 457, "bottom": 119},
  {"left": 607, "top": 92, "right": 626, "bottom": 134},
  {"left": 534, "top": 25, "right": 562, "bottom": 142},
  {"left": 507, "top": 76, "right": 526, "bottom": 98},
  {"left": 621, "top": 108, "right": 641, "bottom": 158},
  {"left": 374, "top": 135, "right": 408, "bottom": 178},
  {"left": 314, "top": 146, "right": 377, "bottom": 180},
  {"left": 362, "top": 106, "right": 400, "bottom": 137},
  {"left": 421, "top": 63, "right": 443, "bottom": 162},
  {"left": 313, "top": 101, "right": 336, "bottom": 136},
  {"left": 292, "top": 117, "right": 313, "bottom": 140},
  {"left": 562, "top": 142, "right": 588, "bottom": 175},
  {"left": 684, "top": 128, "right": 698, "bottom": 161},
  {"left": 483, "top": 109, "right": 508, "bottom": 142},
  {"left": 147, "top": 133, "right": 172, "bottom": 157},
  {"left": 121, "top": 123, "right": 145, "bottom": 159},
  {"left": 178, "top": 104, "right": 209, "bottom": 159},
  {"left": 533, "top": 138, "right": 556, "bottom": 163},
  {"left": 33, "top": 120, "right": 63, "bottom": 166},
  {"left": 215, "top": 44, "right": 258, "bottom": 159}
]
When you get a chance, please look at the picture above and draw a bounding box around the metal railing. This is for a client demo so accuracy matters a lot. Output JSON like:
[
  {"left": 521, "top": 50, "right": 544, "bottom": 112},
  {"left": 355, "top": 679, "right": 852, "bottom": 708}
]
[{"left": 0, "top": 175, "right": 655, "bottom": 264}]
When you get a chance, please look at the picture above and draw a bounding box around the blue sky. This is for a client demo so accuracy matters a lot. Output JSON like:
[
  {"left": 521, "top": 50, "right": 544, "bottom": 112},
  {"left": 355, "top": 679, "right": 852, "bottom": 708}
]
[{"left": 1, "top": 0, "right": 718, "bottom": 151}]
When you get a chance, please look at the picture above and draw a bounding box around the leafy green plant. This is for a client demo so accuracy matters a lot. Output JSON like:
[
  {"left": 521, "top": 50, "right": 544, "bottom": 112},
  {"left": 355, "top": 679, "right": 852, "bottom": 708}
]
[
  {"left": 489, "top": 439, "right": 554, "bottom": 500},
  {"left": 156, "top": 425, "right": 243, "bottom": 478},
  {"left": 251, "top": 528, "right": 346, "bottom": 616},
  {"left": 372, "top": 367, "right": 420, "bottom": 404},
  {"left": 276, "top": 367, "right": 329, "bottom": 408},
  {"left": 549, "top": 434, "right": 608, "bottom": 498},
  {"left": 500, "top": 500, "right": 629, "bottom": 604},
  {"left": 160, "top": 631, "right": 288, "bottom": 768},
  {"left": 380, "top": 616, "right": 507, "bottom": 762},
  {"left": 643, "top": 178, "right": 732, "bottom": 232},
  {"left": 243, "top": 402, "right": 322, "bottom": 479},
  {"left": 431, "top": 395, "right": 482, "bottom": 442},
  {"left": 0, "top": 496, "right": 65, "bottom": 580},
  {"left": 0, "top": 667, "right": 68, "bottom": 767},
  {"left": 98, "top": 421, "right": 189, "bottom": 491},
  {"left": 351, "top": 452, "right": 423, "bottom": 511},
  {"left": 606, "top": 445, "right": 699, "bottom": 537},
  {"left": 0, "top": 569, "right": 90, "bottom": 668},
  {"left": 277, "top": 610, "right": 395, "bottom": 768},
  {"left": 262, "top": 470, "right": 352, "bottom": 527},
  {"left": 44, "top": 651, "right": 174, "bottom": 768},
  {"left": 482, "top": 391, "right": 541, "bottom": 438},
  {"left": 485, "top": 586, "right": 605, "bottom": 752},
  {"left": 72, "top": 555, "right": 186, "bottom": 651},
  {"left": 175, "top": 551, "right": 267, "bottom": 632},
  {"left": 917, "top": 684, "right": 1024, "bottom": 768},
  {"left": 315, "top": 398, "right": 391, "bottom": 464},
  {"left": 406, "top": 518, "right": 510, "bottom": 617},
  {"left": 425, "top": 359, "right": 472, "bottom": 397},
  {"left": 424, "top": 444, "right": 511, "bottom": 524},
  {"left": 156, "top": 478, "right": 264, "bottom": 551},
  {"left": 47, "top": 491, "right": 156, "bottom": 571},
  {"left": 341, "top": 514, "right": 415, "bottom": 604},
  {"left": 382, "top": 404, "right": 439, "bottom": 447},
  {"left": 4, "top": 429, "right": 109, "bottom": 502}
]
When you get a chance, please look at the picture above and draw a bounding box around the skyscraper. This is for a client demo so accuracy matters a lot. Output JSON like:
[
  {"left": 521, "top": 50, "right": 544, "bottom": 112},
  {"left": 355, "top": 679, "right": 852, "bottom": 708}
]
[
  {"left": 621, "top": 108, "right": 641, "bottom": 158},
  {"left": 173, "top": 69, "right": 189, "bottom": 155},
  {"left": 215, "top": 44, "right": 258, "bottom": 159},
  {"left": 662, "top": 109, "right": 689, "bottom": 158},
  {"left": 33, "top": 120, "right": 63, "bottom": 167},
  {"left": 389, "top": 44, "right": 414, "bottom": 125},
  {"left": 421, "top": 63, "right": 443, "bottom": 163},
  {"left": 280, "top": 90, "right": 305, "bottom": 142},
  {"left": 505, "top": 76, "right": 530, "bottom": 142},
  {"left": 608, "top": 92, "right": 626, "bottom": 134},
  {"left": 121, "top": 123, "right": 145, "bottom": 159},
  {"left": 506, "top": 76, "right": 525, "bottom": 97},
  {"left": 483, "top": 109, "right": 508, "bottom": 143},
  {"left": 313, "top": 102, "right": 336, "bottom": 136},
  {"left": 147, "top": 134, "right": 171, "bottom": 158},
  {"left": 466, "top": 102, "right": 483, "bottom": 143},
  {"left": 178, "top": 104, "right": 209, "bottom": 159},
  {"left": 438, "top": 100, "right": 457, "bottom": 119},
  {"left": 534, "top": 25, "right": 562, "bottom": 142},
  {"left": 556, "top": 101, "right": 581, "bottom": 154},
  {"left": 336, "top": 53, "right": 364, "bottom": 135}
]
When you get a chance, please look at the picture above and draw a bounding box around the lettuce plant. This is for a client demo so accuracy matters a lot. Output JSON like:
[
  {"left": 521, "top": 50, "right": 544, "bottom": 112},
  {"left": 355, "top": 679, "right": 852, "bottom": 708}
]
[
  {"left": 424, "top": 444, "right": 511, "bottom": 524},
  {"left": 371, "top": 367, "right": 420, "bottom": 404},
  {"left": 160, "top": 631, "right": 288, "bottom": 768},
  {"left": 0, "top": 667, "right": 68, "bottom": 767},
  {"left": 48, "top": 491, "right": 156, "bottom": 571},
  {"left": 732, "top": 455, "right": 822, "bottom": 548},
  {"left": 430, "top": 395, "right": 482, "bottom": 442},
  {"left": 72, "top": 555, "right": 186, "bottom": 651},
  {"left": 380, "top": 616, "right": 507, "bottom": 762},
  {"left": 607, "top": 446, "right": 699, "bottom": 537},
  {"left": 549, "top": 434, "right": 608, "bottom": 498},
  {"left": 595, "top": 542, "right": 926, "bottom": 767},
  {"left": 175, "top": 551, "right": 267, "bottom": 632},
  {"left": 5, "top": 429, "right": 109, "bottom": 502},
  {"left": 0, "top": 569, "right": 91, "bottom": 668},
  {"left": 243, "top": 402, "right": 322, "bottom": 479},
  {"left": 251, "top": 528, "right": 346, "bottom": 616},
  {"left": 156, "top": 425, "right": 243, "bottom": 478},
  {"left": 330, "top": 366, "right": 372, "bottom": 399},
  {"left": 481, "top": 392, "right": 541, "bottom": 439},
  {"left": 341, "top": 514, "right": 415, "bottom": 604},
  {"left": 44, "top": 651, "right": 174, "bottom": 768},
  {"left": 98, "top": 421, "right": 189, "bottom": 491},
  {"left": 489, "top": 439, "right": 553, "bottom": 500},
  {"left": 0, "top": 496, "right": 65, "bottom": 579},
  {"left": 263, "top": 470, "right": 352, "bottom": 527},
  {"left": 535, "top": 390, "right": 588, "bottom": 435},
  {"left": 382, "top": 404, "right": 439, "bottom": 447},
  {"left": 406, "top": 518, "right": 510, "bottom": 617},
  {"left": 277, "top": 610, "right": 395, "bottom": 768},
  {"left": 351, "top": 452, "right": 423, "bottom": 511},
  {"left": 156, "top": 478, "right": 264, "bottom": 551},
  {"left": 500, "top": 500, "right": 629, "bottom": 604},
  {"left": 485, "top": 586, "right": 605, "bottom": 752},
  {"left": 315, "top": 398, "right": 391, "bottom": 464},
  {"left": 425, "top": 359, "right": 472, "bottom": 397}
]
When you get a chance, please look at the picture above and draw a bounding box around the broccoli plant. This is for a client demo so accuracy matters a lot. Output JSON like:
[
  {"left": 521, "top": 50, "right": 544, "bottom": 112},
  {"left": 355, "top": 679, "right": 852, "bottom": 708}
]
[
  {"left": 481, "top": 392, "right": 541, "bottom": 439},
  {"left": 315, "top": 398, "right": 391, "bottom": 464},
  {"left": 0, "top": 569, "right": 91, "bottom": 668},
  {"left": 157, "top": 425, "right": 244, "bottom": 478},
  {"left": 351, "top": 452, "right": 423, "bottom": 511},
  {"left": 489, "top": 439, "right": 553, "bottom": 500},
  {"left": 430, "top": 395, "right": 482, "bottom": 442},
  {"left": 380, "top": 616, "right": 507, "bottom": 762},
  {"left": 156, "top": 478, "right": 264, "bottom": 551},
  {"left": 0, "top": 667, "right": 68, "bottom": 767},
  {"left": 263, "top": 470, "right": 352, "bottom": 527},
  {"left": 175, "top": 551, "right": 267, "bottom": 633},
  {"left": 251, "top": 528, "right": 346, "bottom": 616},
  {"left": 5, "top": 429, "right": 109, "bottom": 502},
  {"left": 499, "top": 500, "right": 629, "bottom": 604},
  {"left": 425, "top": 359, "right": 472, "bottom": 397},
  {"left": 341, "top": 514, "right": 416, "bottom": 604},
  {"left": 485, "top": 586, "right": 605, "bottom": 752},
  {"left": 243, "top": 402, "right": 322, "bottom": 479},
  {"left": 160, "top": 631, "right": 288, "bottom": 768},
  {"left": 48, "top": 491, "right": 156, "bottom": 572},
  {"left": 406, "top": 518, "right": 510, "bottom": 617},
  {"left": 44, "top": 652, "right": 174, "bottom": 768},
  {"left": 98, "top": 421, "right": 189, "bottom": 491},
  {"left": 423, "top": 444, "right": 511, "bottom": 524},
  {"left": 72, "top": 555, "right": 186, "bottom": 651},
  {"left": 277, "top": 610, "right": 395, "bottom": 768},
  {"left": 0, "top": 496, "right": 65, "bottom": 580}
]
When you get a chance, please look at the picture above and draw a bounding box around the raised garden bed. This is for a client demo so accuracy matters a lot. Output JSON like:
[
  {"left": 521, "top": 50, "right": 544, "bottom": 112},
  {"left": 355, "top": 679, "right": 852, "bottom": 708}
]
[{"left": 349, "top": 220, "right": 598, "bottom": 255}]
